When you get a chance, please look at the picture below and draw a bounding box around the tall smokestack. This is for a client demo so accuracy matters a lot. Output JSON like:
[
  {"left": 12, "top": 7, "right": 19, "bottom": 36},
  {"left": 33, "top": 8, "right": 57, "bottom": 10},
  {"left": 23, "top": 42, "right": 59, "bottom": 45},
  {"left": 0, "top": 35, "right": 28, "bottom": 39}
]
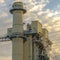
[
  {"left": 10, "top": 2, "right": 26, "bottom": 33},
  {"left": 10, "top": 1, "right": 26, "bottom": 60}
]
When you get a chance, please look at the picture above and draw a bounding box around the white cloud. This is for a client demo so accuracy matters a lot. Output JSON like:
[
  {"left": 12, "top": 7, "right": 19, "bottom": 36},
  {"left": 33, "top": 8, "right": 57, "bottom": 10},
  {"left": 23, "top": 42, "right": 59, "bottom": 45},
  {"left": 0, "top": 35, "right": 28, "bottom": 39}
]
[
  {"left": 57, "top": 5, "right": 60, "bottom": 9},
  {"left": 0, "top": 0, "right": 5, "bottom": 3},
  {"left": 0, "top": 12, "right": 8, "bottom": 18}
]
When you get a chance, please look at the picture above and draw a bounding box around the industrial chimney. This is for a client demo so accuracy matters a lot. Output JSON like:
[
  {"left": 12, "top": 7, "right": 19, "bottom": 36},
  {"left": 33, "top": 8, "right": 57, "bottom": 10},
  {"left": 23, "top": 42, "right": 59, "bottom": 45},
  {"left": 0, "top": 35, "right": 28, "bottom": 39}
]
[{"left": 10, "top": 1, "right": 26, "bottom": 60}]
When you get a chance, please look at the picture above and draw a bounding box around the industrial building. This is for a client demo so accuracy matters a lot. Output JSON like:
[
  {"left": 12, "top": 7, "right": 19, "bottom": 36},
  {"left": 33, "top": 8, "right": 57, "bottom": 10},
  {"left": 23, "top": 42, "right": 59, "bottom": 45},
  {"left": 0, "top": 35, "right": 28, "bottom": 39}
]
[{"left": 0, "top": 1, "right": 52, "bottom": 60}]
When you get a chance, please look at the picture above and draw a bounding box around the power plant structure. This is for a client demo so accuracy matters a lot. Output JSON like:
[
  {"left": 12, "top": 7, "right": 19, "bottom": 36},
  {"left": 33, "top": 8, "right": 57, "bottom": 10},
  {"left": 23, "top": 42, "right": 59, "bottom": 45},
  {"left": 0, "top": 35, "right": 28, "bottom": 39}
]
[{"left": 0, "top": 1, "right": 52, "bottom": 60}]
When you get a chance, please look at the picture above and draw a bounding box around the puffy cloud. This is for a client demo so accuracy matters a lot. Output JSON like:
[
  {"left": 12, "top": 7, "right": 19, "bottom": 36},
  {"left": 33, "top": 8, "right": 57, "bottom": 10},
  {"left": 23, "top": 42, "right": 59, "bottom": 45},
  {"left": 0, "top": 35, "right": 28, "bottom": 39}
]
[
  {"left": 0, "top": 12, "right": 8, "bottom": 18},
  {"left": 0, "top": 0, "right": 5, "bottom": 3}
]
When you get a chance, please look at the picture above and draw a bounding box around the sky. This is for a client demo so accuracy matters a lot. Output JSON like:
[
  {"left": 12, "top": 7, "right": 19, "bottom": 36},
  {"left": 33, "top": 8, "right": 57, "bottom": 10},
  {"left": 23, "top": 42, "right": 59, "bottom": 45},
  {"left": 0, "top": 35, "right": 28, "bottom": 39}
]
[{"left": 0, "top": 0, "right": 60, "bottom": 60}]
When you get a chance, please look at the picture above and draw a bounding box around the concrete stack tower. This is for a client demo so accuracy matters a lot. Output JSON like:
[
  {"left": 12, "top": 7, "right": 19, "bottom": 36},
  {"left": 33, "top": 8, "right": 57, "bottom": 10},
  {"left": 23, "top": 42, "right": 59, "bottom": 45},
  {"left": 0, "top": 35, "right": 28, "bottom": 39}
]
[
  {"left": 10, "top": 2, "right": 26, "bottom": 60},
  {"left": 7, "top": 1, "right": 52, "bottom": 60}
]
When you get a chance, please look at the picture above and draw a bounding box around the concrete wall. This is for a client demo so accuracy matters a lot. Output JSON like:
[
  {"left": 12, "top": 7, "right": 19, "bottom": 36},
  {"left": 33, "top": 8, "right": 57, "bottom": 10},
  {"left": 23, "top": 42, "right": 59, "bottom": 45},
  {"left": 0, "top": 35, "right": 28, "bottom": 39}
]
[
  {"left": 12, "top": 10, "right": 24, "bottom": 33},
  {"left": 34, "top": 43, "right": 39, "bottom": 60},
  {"left": 12, "top": 38, "right": 23, "bottom": 60},
  {"left": 23, "top": 36, "right": 33, "bottom": 60},
  {"left": 31, "top": 21, "right": 42, "bottom": 36}
]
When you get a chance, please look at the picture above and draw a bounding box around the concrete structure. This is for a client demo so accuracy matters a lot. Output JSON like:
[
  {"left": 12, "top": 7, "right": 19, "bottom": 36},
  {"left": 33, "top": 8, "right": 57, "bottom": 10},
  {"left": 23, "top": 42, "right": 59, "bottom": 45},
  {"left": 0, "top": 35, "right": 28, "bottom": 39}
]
[
  {"left": 7, "top": 1, "right": 52, "bottom": 60},
  {"left": 10, "top": 2, "right": 26, "bottom": 60}
]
